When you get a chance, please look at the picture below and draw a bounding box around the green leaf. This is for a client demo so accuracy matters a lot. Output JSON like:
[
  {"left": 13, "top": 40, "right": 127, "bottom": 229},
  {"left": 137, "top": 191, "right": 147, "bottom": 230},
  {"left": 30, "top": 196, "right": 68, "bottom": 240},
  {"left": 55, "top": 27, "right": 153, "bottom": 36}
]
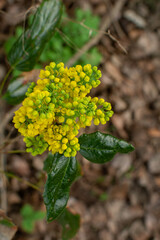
[
  {"left": 20, "top": 204, "right": 45, "bottom": 233},
  {"left": 4, "top": 26, "right": 23, "bottom": 54},
  {"left": 63, "top": 9, "right": 100, "bottom": 48},
  {"left": 43, "top": 153, "right": 81, "bottom": 222},
  {"left": 79, "top": 47, "right": 102, "bottom": 66},
  {"left": 58, "top": 209, "right": 80, "bottom": 240},
  {"left": 37, "top": 8, "right": 102, "bottom": 66},
  {"left": 0, "top": 210, "right": 17, "bottom": 237},
  {"left": 99, "top": 192, "right": 108, "bottom": 201},
  {"left": 79, "top": 131, "right": 134, "bottom": 164},
  {"left": 33, "top": 211, "right": 46, "bottom": 221},
  {"left": 3, "top": 77, "right": 30, "bottom": 105},
  {"left": 8, "top": 0, "right": 62, "bottom": 71},
  {"left": 21, "top": 204, "right": 33, "bottom": 217},
  {"left": 21, "top": 219, "right": 34, "bottom": 233},
  {"left": 43, "top": 152, "right": 55, "bottom": 173}
]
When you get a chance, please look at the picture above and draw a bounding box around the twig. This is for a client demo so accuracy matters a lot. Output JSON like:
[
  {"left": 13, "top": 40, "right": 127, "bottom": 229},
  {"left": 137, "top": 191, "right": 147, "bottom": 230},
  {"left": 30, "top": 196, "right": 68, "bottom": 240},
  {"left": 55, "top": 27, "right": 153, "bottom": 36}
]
[
  {"left": 107, "top": 29, "right": 127, "bottom": 54},
  {"left": 0, "top": 150, "right": 26, "bottom": 154},
  {"left": 56, "top": 28, "right": 79, "bottom": 50},
  {"left": 3, "top": 126, "right": 15, "bottom": 143},
  {"left": 66, "top": 0, "right": 127, "bottom": 68},
  {"left": 61, "top": 17, "right": 127, "bottom": 54},
  {"left": 0, "top": 136, "right": 22, "bottom": 151},
  {"left": 0, "top": 169, "right": 42, "bottom": 193}
]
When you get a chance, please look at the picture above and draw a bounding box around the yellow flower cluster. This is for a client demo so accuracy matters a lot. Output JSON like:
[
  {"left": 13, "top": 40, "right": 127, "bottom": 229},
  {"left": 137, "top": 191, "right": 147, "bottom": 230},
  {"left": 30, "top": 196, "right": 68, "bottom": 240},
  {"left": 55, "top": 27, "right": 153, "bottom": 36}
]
[{"left": 13, "top": 62, "right": 114, "bottom": 157}]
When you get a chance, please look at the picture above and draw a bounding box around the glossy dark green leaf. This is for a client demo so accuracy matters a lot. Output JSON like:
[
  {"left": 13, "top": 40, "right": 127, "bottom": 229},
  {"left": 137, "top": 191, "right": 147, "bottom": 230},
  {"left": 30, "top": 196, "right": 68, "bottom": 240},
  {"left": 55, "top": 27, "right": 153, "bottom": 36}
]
[
  {"left": 3, "top": 77, "right": 30, "bottom": 105},
  {"left": 79, "top": 131, "right": 134, "bottom": 164},
  {"left": 43, "top": 152, "right": 55, "bottom": 174},
  {"left": 58, "top": 208, "right": 80, "bottom": 240},
  {"left": 8, "top": 0, "right": 62, "bottom": 71},
  {"left": 43, "top": 153, "right": 81, "bottom": 222},
  {"left": 4, "top": 26, "right": 23, "bottom": 54}
]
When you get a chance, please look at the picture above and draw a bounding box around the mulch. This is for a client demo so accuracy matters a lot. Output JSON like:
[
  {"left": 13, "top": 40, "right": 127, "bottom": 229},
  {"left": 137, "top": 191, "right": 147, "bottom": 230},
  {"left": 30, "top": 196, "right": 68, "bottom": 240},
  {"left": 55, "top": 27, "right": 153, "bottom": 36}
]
[{"left": 0, "top": 0, "right": 160, "bottom": 239}]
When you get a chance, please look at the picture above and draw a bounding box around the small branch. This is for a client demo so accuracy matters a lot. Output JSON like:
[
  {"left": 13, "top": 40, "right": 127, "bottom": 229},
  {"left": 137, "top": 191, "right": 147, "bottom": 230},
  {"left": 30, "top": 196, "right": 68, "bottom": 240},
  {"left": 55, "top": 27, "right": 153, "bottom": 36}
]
[
  {"left": 0, "top": 150, "right": 26, "bottom": 154},
  {"left": 60, "top": 18, "right": 127, "bottom": 54},
  {"left": 107, "top": 29, "right": 127, "bottom": 54},
  {"left": 56, "top": 28, "right": 79, "bottom": 50},
  {"left": 66, "top": 0, "right": 127, "bottom": 68},
  {"left": 0, "top": 135, "right": 21, "bottom": 151},
  {"left": 0, "top": 169, "right": 42, "bottom": 193}
]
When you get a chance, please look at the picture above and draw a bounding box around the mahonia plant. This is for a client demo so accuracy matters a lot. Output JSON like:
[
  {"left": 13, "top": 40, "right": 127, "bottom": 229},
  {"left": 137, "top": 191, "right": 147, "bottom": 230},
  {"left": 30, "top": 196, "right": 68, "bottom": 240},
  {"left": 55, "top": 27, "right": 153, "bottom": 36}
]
[
  {"left": 5, "top": 0, "right": 134, "bottom": 238},
  {"left": 13, "top": 62, "right": 113, "bottom": 157},
  {"left": 12, "top": 62, "right": 134, "bottom": 239}
]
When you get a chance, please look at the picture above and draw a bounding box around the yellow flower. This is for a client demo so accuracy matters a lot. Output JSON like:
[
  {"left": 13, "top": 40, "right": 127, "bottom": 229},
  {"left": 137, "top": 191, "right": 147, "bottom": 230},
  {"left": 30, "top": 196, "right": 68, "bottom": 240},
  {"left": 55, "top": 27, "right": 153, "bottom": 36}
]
[{"left": 13, "top": 62, "right": 113, "bottom": 156}]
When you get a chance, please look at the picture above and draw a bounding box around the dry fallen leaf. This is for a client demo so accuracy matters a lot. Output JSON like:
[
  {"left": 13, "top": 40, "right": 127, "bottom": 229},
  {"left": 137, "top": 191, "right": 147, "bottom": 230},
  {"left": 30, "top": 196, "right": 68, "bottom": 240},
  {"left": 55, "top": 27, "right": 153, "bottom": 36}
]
[{"left": 148, "top": 128, "right": 160, "bottom": 138}]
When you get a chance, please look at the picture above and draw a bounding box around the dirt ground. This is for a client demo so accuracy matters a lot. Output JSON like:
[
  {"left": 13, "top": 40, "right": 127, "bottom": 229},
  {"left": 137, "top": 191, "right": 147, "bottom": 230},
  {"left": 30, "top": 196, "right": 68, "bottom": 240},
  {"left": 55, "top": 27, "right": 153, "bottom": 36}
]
[{"left": 0, "top": 0, "right": 160, "bottom": 239}]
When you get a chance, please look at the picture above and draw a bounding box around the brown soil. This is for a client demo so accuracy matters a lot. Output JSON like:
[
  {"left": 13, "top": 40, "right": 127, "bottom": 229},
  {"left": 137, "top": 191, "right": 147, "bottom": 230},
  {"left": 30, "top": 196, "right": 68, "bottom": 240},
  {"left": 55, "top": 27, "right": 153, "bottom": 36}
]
[{"left": 0, "top": 0, "right": 160, "bottom": 239}]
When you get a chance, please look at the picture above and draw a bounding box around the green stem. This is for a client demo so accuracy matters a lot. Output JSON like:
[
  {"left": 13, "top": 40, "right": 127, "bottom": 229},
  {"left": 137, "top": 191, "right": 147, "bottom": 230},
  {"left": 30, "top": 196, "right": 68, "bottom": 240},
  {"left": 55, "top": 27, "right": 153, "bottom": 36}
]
[
  {"left": 0, "top": 67, "right": 13, "bottom": 96},
  {"left": 0, "top": 169, "right": 42, "bottom": 192},
  {"left": 0, "top": 150, "right": 26, "bottom": 154}
]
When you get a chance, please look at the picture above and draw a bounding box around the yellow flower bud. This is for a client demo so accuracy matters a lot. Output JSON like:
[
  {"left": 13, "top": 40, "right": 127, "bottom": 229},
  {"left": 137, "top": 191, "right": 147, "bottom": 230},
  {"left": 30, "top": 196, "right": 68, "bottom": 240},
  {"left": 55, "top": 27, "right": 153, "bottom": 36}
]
[
  {"left": 100, "top": 118, "right": 106, "bottom": 124},
  {"left": 66, "top": 147, "right": 72, "bottom": 153},
  {"left": 45, "top": 70, "right": 50, "bottom": 77},
  {"left": 71, "top": 150, "right": 77, "bottom": 157},
  {"left": 50, "top": 62, "right": 56, "bottom": 68},
  {"left": 62, "top": 138, "right": 68, "bottom": 144},
  {"left": 84, "top": 76, "right": 90, "bottom": 82},
  {"left": 98, "top": 98, "right": 105, "bottom": 105},
  {"left": 75, "top": 65, "right": 82, "bottom": 72},
  {"left": 66, "top": 119, "right": 73, "bottom": 125},
  {"left": 73, "top": 101, "right": 78, "bottom": 107},
  {"left": 39, "top": 70, "right": 45, "bottom": 79},
  {"left": 96, "top": 109, "right": 103, "bottom": 116},
  {"left": 94, "top": 118, "right": 100, "bottom": 125},
  {"left": 64, "top": 152, "right": 70, "bottom": 157},
  {"left": 58, "top": 116, "right": 65, "bottom": 123},
  {"left": 71, "top": 81, "right": 77, "bottom": 88},
  {"left": 80, "top": 72, "right": 85, "bottom": 79},
  {"left": 62, "top": 144, "right": 67, "bottom": 150},
  {"left": 80, "top": 86, "right": 86, "bottom": 91},
  {"left": 68, "top": 133, "right": 75, "bottom": 140},
  {"left": 54, "top": 78, "right": 60, "bottom": 83}
]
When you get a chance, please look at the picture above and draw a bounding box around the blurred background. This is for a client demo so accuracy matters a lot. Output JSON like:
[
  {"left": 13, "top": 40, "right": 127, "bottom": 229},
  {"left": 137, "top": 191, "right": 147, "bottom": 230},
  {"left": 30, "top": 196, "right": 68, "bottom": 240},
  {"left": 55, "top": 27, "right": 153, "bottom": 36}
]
[{"left": 0, "top": 0, "right": 160, "bottom": 239}]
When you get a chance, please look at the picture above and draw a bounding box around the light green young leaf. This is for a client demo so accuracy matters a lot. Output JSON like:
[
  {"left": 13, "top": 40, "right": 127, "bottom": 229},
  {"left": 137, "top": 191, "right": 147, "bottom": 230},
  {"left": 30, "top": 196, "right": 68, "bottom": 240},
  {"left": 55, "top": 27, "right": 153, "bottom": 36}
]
[{"left": 21, "top": 204, "right": 45, "bottom": 233}]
